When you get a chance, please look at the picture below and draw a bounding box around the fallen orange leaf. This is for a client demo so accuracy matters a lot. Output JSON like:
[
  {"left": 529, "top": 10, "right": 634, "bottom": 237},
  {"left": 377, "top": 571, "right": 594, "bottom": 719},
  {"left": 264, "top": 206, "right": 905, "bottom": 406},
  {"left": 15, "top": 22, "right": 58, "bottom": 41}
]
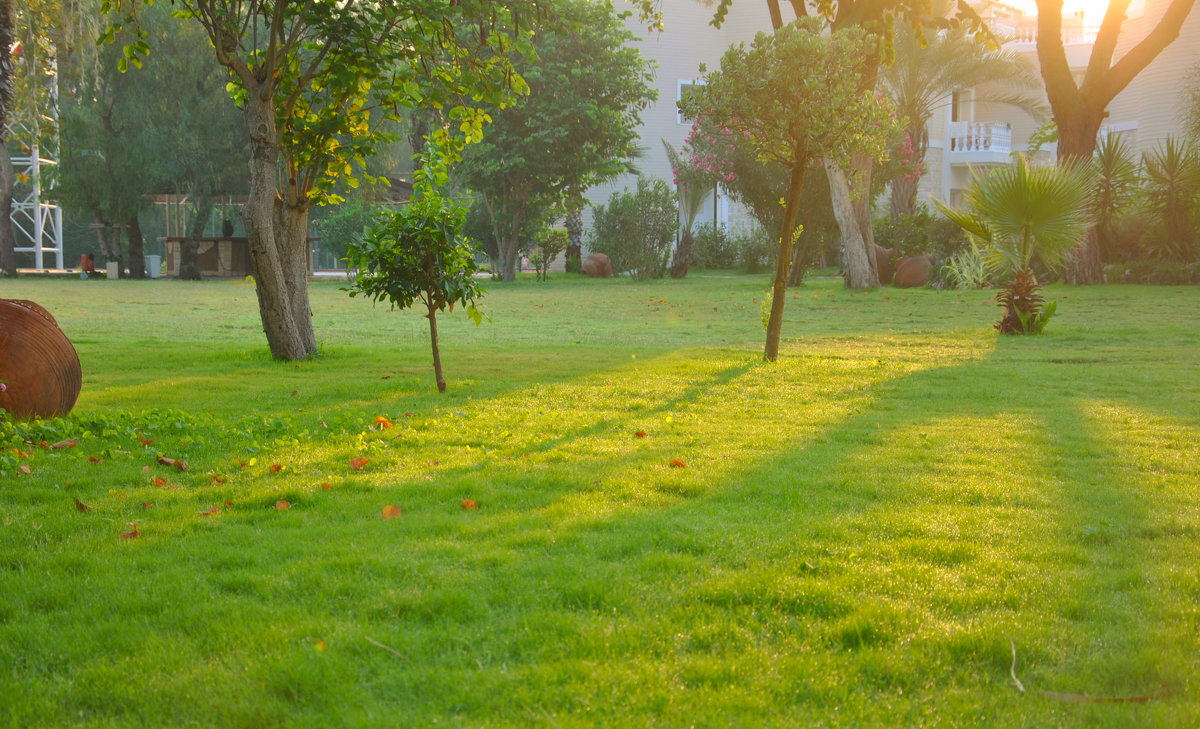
[
  {"left": 157, "top": 456, "right": 188, "bottom": 471},
  {"left": 18, "top": 464, "right": 30, "bottom": 475},
  {"left": 669, "top": 459, "right": 687, "bottom": 469},
  {"left": 321, "top": 482, "right": 333, "bottom": 491},
  {"left": 375, "top": 416, "right": 393, "bottom": 429},
  {"left": 152, "top": 477, "right": 167, "bottom": 487},
  {"left": 74, "top": 497, "right": 92, "bottom": 512},
  {"left": 211, "top": 475, "right": 224, "bottom": 484},
  {"left": 51, "top": 438, "right": 78, "bottom": 449},
  {"left": 269, "top": 464, "right": 282, "bottom": 473},
  {"left": 350, "top": 457, "right": 369, "bottom": 471},
  {"left": 120, "top": 524, "right": 140, "bottom": 539},
  {"left": 634, "top": 431, "right": 647, "bottom": 438},
  {"left": 88, "top": 456, "right": 103, "bottom": 464},
  {"left": 200, "top": 505, "right": 220, "bottom": 516},
  {"left": 275, "top": 500, "right": 291, "bottom": 511},
  {"left": 137, "top": 435, "right": 154, "bottom": 447},
  {"left": 461, "top": 499, "right": 478, "bottom": 510},
  {"left": 381, "top": 504, "right": 402, "bottom": 519},
  {"left": 141, "top": 502, "right": 155, "bottom": 510},
  {"left": 223, "top": 499, "right": 233, "bottom": 507}
]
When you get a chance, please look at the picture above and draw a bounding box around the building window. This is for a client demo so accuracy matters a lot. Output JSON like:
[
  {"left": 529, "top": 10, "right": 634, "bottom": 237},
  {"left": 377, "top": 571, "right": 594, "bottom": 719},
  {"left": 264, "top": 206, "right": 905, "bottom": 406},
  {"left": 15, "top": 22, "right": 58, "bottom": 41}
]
[{"left": 678, "top": 80, "right": 704, "bottom": 125}]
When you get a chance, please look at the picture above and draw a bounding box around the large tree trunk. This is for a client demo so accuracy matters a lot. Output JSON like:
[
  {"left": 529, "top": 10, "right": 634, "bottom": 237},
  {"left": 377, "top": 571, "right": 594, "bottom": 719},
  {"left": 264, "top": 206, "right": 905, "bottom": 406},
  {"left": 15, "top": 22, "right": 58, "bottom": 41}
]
[
  {"left": 764, "top": 164, "right": 807, "bottom": 362},
  {"left": 276, "top": 199, "right": 317, "bottom": 356},
  {"left": 826, "top": 161, "right": 879, "bottom": 289},
  {"left": 669, "top": 229, "right": 693, "bottom": 279},
  {"left": 241, "top": 88, "right": 307, "bottom": 361},
  {"left": 0, "top": 148, "right": 15, "bottom": 277},
  {"left": 126, "top": 212, "right": 146, "bottom": 280},
  {"left": 497, "top": 205, "right": 524, "bottom": 283},
  {"left": 179, "top": 194, "right": 210, "bottom": 281},
  {"left": 1056, "top": 118, "right": 1106, "bottom": 284}
]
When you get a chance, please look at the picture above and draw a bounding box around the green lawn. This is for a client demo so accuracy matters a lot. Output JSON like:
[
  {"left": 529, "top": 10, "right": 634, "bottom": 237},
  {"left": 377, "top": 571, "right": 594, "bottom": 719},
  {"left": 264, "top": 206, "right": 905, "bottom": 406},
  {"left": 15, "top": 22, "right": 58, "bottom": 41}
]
[{"left": 2, "top": 273, "right": 1198, "bottom": 728}]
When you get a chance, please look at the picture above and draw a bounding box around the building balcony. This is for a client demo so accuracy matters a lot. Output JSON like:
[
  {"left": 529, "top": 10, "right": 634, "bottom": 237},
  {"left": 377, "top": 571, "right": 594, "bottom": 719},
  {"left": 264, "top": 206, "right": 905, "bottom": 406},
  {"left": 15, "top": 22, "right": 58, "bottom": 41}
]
[{"left": 947, "top": 121, "right": 1014, "bottom": 165}]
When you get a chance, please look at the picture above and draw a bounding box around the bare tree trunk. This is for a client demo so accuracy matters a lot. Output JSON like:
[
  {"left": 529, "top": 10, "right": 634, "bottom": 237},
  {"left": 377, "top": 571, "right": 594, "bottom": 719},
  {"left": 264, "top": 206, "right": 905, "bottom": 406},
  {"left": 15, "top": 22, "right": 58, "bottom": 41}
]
[
  {"left": 276, "top": 200, "right": 317, "bottom": 356},
  {"left": 889, "top": 176, "right": 919, "bottom": 220},
  {"left": 126, "top": 212, "right": 146, "bottom": 279},
  {"left": 428, "top": 303, "right": 446, "bottom": 393},
  {"left": 764, "top": 164, "right": 807, "bottom": 362},
  {"left": 565, "top": 204, "right": 583, "bottom": 269},
  {"left": 0, "top": 148, "right": 15, "bottom": 277},
  {"left": 826, "top": 161, "right": 879, "bottom": 288},
  {"left": 498, "top": 207, "right": 524, "bottom": 282},
  {"left": 179, "top": 193, "right": 210, "bottom": 281},
  {"left": 1056, "top": 123, "right": 1106, "bottom": 284},
  {"left": 242, "top": 89, "right": 307, "bottom": 361}
]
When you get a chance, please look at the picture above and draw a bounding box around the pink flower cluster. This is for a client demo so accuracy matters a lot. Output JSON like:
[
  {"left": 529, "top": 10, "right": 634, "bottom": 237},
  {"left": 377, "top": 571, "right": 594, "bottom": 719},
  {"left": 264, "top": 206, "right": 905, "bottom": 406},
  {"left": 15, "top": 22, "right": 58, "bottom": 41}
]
[{"left": 678, "top": 118, "right": 737, "bottom": 186}]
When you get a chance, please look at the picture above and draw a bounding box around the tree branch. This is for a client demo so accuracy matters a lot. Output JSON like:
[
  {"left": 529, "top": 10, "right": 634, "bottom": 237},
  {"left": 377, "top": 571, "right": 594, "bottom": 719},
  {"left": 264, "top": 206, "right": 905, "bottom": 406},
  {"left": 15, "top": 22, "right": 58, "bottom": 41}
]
[{"left": 1099, "top": 0, "right": 1198, "bottom": 105}]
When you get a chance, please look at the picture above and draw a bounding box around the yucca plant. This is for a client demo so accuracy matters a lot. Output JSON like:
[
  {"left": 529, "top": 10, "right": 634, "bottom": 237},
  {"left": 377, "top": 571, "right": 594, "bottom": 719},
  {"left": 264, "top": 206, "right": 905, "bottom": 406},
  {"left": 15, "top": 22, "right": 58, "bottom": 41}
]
[
  {"left": 934, "top": 155, "right": 1095, "bottom": 334},
  {"left": 1142, "top": 137, "right": 1200, "bottom": 263}
]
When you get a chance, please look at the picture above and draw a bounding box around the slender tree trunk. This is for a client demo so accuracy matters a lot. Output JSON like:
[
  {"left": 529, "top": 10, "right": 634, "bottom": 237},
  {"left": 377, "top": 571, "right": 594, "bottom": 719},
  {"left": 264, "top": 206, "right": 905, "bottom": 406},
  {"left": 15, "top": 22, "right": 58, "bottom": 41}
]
[
  {"left": 826, "top": 161, "right": 879, "bottom": 288},
  {"left": 565, "top": 204, "right": 583, "bottom": 269},
  {"left": 0, "top": 0, "right": 15, "bottom": 277},
  {"left": 427, "top": 303, "right": 446, "bottom": 393},
  {"left": 0, "top": 147, "right": 15, "bottom": 277},
  {"left": 126, "top": 212, "right": 146, "bottom": 279},
  {"left": 499, "top": 207, "right": 524, "bottom": 282},
  {"left": 241, "top": 88, "right": 306, "bottom": 360},
  {"left": 786, "top": 230, "right": 812, "bottom": 285},
  {"left": 764, "top": 164, "right": 807, "bottom": 362},
  {"left": 889, "top": 176, "right": 919, "bottom": 220}
]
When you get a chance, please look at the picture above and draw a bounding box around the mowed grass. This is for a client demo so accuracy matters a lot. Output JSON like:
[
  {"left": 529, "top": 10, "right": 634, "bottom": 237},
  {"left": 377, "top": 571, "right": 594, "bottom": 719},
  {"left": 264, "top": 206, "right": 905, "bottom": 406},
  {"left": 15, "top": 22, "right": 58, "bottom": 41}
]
[{"left": 1, "top": 273, "right": 1198, "bottom": 728}]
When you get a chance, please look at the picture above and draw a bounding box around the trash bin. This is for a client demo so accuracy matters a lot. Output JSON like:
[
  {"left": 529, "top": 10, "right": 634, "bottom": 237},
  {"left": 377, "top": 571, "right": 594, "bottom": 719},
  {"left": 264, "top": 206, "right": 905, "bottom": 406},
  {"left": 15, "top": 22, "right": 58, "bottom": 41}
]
[
  {"left": 106, "top": 260, "right": 120, "bottom": 280},
  {"left": 145, "top": 255, "right": 162, "bottom": 279}
]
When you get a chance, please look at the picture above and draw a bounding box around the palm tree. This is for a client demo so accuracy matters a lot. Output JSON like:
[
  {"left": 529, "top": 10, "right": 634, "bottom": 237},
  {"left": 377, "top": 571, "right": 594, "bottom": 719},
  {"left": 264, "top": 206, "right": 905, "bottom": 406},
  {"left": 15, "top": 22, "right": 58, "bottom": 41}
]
[
  {"left": 880, "top": 10, "right": 1046, "bottom": 219},
  {"left": 934, "top": 155, "right": 1095, "bottom": 334},
  {"left": 663, "top": 139, "right": 714, "bottom": 279},
  {"left": 1092, "top": 133, "right": 1140, "bottom": 261}
]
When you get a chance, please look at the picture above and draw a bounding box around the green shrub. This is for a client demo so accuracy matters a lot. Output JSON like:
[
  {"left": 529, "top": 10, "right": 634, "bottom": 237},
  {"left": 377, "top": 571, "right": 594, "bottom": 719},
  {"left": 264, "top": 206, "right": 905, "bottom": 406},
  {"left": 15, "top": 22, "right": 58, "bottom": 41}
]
[
  {"left": 732, "top": 224, "right": 774, "bottom": 273},
  {"left": 587, "top": 178, "right": 677, "bottom": 279},
  {"left": 875, "top": 206, "right": 967, "bottom": 261},
  {"left": 691, "top": 223, "right": 738, "bottom": 270}
]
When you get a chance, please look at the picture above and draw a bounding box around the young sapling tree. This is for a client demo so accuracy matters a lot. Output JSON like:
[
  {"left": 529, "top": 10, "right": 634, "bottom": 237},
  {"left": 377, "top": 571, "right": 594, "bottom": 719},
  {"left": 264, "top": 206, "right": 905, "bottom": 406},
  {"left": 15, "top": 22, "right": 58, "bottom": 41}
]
[{"left": 345, "top": 156, "right": 484, "bottom": 393}]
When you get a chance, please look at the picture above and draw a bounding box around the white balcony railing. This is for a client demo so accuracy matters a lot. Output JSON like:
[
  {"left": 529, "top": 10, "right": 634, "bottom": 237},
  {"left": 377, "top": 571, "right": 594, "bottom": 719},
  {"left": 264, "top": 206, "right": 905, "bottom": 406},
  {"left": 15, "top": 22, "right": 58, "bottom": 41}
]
[{"left": 947, "top": 121, "right": 1012, "bottom": 162}]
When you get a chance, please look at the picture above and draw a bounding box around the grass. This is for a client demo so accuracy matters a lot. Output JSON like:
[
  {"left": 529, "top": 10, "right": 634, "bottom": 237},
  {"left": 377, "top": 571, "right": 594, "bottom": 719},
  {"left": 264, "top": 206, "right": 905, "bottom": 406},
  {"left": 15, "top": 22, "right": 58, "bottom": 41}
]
[{"left": 1, "top": 272, "right": 1198, "bottom": 728}]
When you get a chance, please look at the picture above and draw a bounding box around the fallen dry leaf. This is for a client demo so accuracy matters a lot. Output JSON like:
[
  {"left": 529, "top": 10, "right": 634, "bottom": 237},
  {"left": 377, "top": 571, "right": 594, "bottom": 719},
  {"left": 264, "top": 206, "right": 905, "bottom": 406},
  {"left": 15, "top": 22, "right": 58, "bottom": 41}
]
[
  {"left": 137, "top": 435, "right": 154, "bottom": 447},
  {"left": 51, "top": 438, "right": 78, "bottom": 450},
  {"left": 211, "top": 475, "right": 224, "bottom": 484},
  {"left": 74, "top": 497, "right": 92, "bottom": 512},
  {"left": 152, "top": 477, "right": 167, "bottom": 488},
  {"left": 350, "top": 457, "right": 369, "bottom": 471},
  {"left": 18, "top": 464, "right": 31, "bottom": 475},
  {"left": 381, "top": 504, "right": 402, "bottom": 519},
  {"left": 269, "top": 464, "right": 282, "bottom": 473},
  {"left": 634, "top": 431, "right": 647, "bottom": 438},
  {"left": 375, "top": 416, "right": 393, "bottom": 429},
  {"left": 120, "top": 524, "right": 140, "bottom": 539},
  {"left": 461, "top": 499, "right": 478, "bottom": 511},
  {"left": 200, "top": 505, "right": 220, "bottom": 516},
  {"left": 223, "top": 499, "right": 233, "bottom": 507},
  {"left": 157, "top": 456, "right": 188, "bottom": 471},
  {"left": 141, "top": 502, "right": 155, "bottom": 510},
  {"left": 88, "top": 456, "right": 103, "bottom": 464},
  {"left": 321, "top": 482, "right": 333, "bottom": 491},
  {"left": 275, "top": 500, "right": 291, "bottom": 511},
  {"left": 669, "top": 459, "right": 687, "bottom": 469}
]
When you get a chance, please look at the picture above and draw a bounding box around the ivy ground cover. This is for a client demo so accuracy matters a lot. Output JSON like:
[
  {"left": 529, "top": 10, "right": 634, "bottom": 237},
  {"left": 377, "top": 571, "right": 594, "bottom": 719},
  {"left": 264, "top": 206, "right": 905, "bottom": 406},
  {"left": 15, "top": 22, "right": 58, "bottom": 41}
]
[{"left": 1, "top": 275, "right": 1198, "bottom": 727}]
